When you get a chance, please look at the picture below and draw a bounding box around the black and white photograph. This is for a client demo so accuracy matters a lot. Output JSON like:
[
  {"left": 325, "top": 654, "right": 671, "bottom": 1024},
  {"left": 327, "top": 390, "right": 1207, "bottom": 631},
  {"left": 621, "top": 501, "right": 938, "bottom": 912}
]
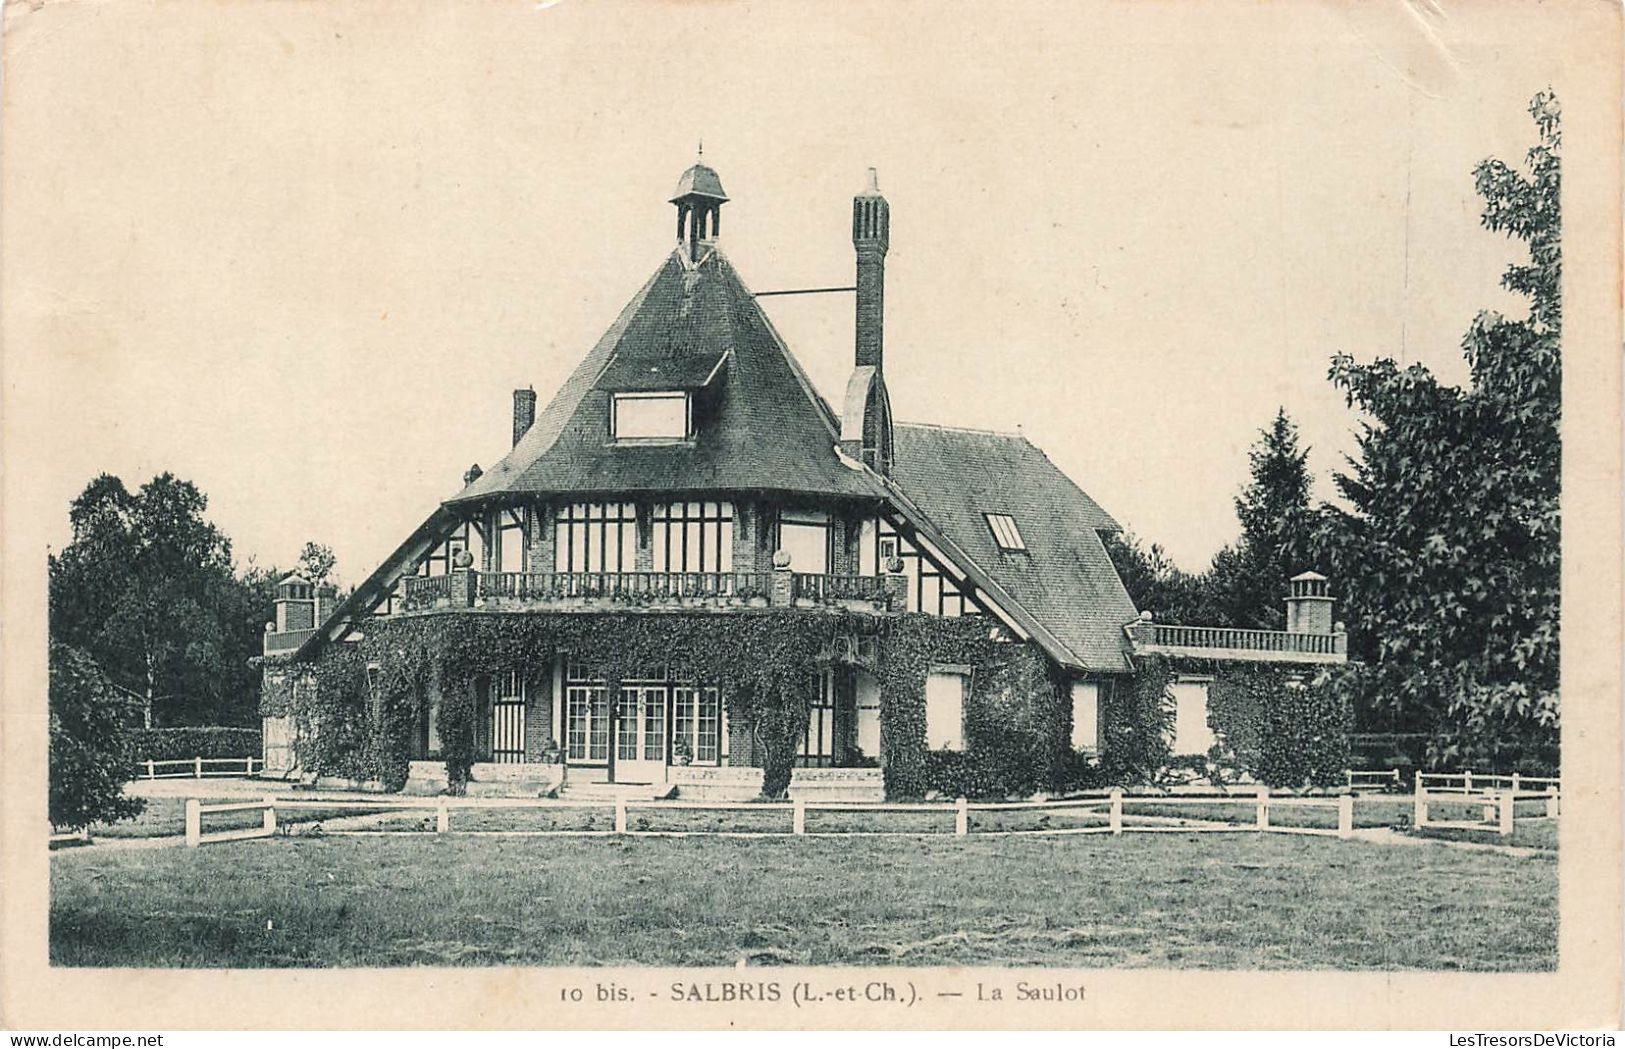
[{"left": 2, "top": 0, "right": 1620, "bottom": 1033}]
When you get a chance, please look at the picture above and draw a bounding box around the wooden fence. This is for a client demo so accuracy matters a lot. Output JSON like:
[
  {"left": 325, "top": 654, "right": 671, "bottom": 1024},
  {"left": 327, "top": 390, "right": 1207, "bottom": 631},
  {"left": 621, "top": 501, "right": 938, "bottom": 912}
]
[
  {"left": 1411, "top": 771, "right": 1560, "bottom": 834},
  {"left": 136, "top": 756, "right": 262, "bottom": 780},
  {"left": 182, "top": 789, "right": 1370, "bottom": 847}
]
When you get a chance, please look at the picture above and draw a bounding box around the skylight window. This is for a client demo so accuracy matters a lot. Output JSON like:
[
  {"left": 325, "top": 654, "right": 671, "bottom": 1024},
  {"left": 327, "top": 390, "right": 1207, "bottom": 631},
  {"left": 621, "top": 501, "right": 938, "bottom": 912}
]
[
  {"left": 612, "top": 391, "right": 691, "bottom": 441},
  {"left": 985, "top": 513, "right": 1026, "bottom": 552}
]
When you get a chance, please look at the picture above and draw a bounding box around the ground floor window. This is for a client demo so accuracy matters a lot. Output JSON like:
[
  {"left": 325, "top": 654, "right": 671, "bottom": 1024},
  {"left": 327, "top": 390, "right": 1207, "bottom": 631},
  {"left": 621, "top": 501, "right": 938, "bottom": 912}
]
[
  {"left": 672, "top": 685, "right": 723, "bottom": 765},
  {"left": 491, "top": 668, "right": 527, "bottom": 764},
  {"left": 925, "top": 669, "right": 968, "bottom": 751},
  {"left": 796, "top": 670, "right": 836, "bottom": 767},
  {"left": 1171, "top": 677, "right": 1215, "bottom": 757},
  {"left": 565, "top": 662, "right": 610, "bottom": 762},
  {"left": 1070, "top": 680, "right": 1100, "bottom": 753}
]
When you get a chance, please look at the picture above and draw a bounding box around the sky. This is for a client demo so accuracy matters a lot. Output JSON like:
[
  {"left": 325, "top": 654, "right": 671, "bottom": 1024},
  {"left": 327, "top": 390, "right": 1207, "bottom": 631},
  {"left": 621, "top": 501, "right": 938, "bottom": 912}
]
[{"left": 5, "top": 0, "right": 1580, "bottom": 584}]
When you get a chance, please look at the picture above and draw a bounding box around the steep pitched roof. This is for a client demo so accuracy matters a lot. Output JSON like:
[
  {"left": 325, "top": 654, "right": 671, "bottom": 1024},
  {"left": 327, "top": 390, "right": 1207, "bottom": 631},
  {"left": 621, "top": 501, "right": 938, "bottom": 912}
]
[
  {"left": 887, "top": 423, "right": 1139, "bottom": 672},
  {"left": 450, "top": 250, "right": 878, "bottom": 503}
]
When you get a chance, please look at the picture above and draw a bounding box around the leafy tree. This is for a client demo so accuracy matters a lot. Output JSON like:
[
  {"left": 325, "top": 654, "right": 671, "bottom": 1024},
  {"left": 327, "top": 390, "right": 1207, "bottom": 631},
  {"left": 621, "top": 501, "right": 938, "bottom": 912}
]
[
  {"left": 1320, "top": 92, "right": 1560, "bottom": 770},
  {"left": 49, "top": 642, "right": 146, "bottom": 830},
  {"left": 1207, "top": 409, "right": 1317, "bottom": 630},
  {"left": 49, "top": 473, "right": 240, "bottom": 728},
  {"left": 295, "top": 542, "right": 337, "bottom": 587}
]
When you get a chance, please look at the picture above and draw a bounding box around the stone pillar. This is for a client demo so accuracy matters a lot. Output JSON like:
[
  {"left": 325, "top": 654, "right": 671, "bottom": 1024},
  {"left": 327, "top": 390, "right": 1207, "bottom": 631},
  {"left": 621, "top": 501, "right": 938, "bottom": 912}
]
[
  {"left": 450, "top": 564, "right": 477, "bottom": 608},
  {"left": 770, "top": 550, "right": 794, "bottom": 607}
]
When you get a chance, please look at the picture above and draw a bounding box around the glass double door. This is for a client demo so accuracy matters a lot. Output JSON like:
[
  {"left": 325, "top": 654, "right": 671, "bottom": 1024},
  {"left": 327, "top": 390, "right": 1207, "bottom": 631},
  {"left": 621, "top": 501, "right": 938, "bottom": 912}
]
[{"left": 613, "top": 684, "right": 669, "bottom": 784}]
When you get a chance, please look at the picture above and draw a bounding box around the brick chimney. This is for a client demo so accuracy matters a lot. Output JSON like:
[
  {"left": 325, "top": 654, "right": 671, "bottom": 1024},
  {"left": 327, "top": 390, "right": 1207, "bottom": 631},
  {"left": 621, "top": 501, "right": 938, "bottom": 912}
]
[
  {"left": 1285, "top": 571, "right": 1334, "bottom": 633},
  {"left": 513, "top": 386, "right": 536, "bottom": 446},
  {"left": 853, "top": 167, "right": 890, "bottom": 370},
  {"left": 839, "top": 169, "right": 895, "bottom": 475}
]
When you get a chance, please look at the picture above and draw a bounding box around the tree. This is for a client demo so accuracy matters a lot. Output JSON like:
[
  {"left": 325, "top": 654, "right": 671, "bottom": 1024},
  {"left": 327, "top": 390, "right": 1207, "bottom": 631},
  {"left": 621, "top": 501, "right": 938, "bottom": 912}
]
[
  {"left": 49, "top": 642, "right": 146, "bottom": 830},
  {"left": 1102, "top": 530, "right": 1218, "bottom": 625},
  {"left": 1207, "top": 410, "right": 1317, "bottom": 630},
  {"left": 1320, "top": 92, "right": 1560, "bottom": 770},
  {"left": 49, "top": 473, "right": 240, "bottom": 728},
  {"left": 295, "top": 542, "right": 337, "bottom": 587}
]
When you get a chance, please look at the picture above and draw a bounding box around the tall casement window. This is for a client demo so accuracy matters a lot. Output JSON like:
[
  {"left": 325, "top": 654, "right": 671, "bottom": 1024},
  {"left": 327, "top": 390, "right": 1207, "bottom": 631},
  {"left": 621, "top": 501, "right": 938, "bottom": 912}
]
[
  {"left": 796, "top": 669, "right": 837, "bottom": 767},
  {"left": 860, "top": 518, "right": 976, "bottom": 617},
  {"left": 491, "top": 669, "right": 527, "bottom": 764},
  {"left": 652, "top": 501, "right": 734, "bottom": 572},
  {"left": 925, "top": 669, "right": 968, "bottom": 751},
  {"left": 555, "top": 503, "right": 637, "bottom": 573},
  {"left": 776, "top": 509, "right": 831, "bottom": 575},
  {"left": 612, "top": 391, "right": 691, "bottom": 442},
  {"left": 493, "top": 507, "right": 526, "bottom": 574},
  {"left": 671, "top": 684, "right": 723, "bottom": 765},
  {"left": 564, "top": 662, "right": 610, "bottom": 763}
]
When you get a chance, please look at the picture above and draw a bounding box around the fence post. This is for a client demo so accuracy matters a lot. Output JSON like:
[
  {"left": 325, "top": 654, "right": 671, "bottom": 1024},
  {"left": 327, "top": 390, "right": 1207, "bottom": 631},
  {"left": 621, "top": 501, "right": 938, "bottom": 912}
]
[
  {"left": 436, "top": 801, "right": 449, "bottom": 834},
  {"left": 1108, "top": 789, "right": 1123, "bottom": 834},
  {"left": 262, "top": 795, "right": 277, "bottom": 836},
  {"left": 146, "top": 759, "right": 155, "bottom": 780},
  {"left": 1413, "top": 772, "right": 1427, "bottom": 828},
  {"left": 792, "top": 799, "right": 806, "bottom": 836},
  {"left": 184, "top": 799, "right": 201, "bottom": 848},
  {"left": 1511, "top": 772, "right": 1522, "bottom": 795},
  {"left": 1464, "top": 769, "right": 1473, "bottom": 794},
  {"left": 1497, "top": 790, "right": 1514, "bottom": 837},
  {"left": 954, "top": 797, "right": 968, "bottom": 837},
  {"left": 1337, "top": 793, "right": 1354, "bottom": 839},
  {"left": 1255, "top": 786, "right": 1269, "bottom": 831},
  {"left": 614, "top": 799, "right": 627, "bottom": 835},
  {"left": 194, "top": 755, "right": 203, "bottom": 779},
  {"left": 1546, "top": 785, "right": 1559, "bottom": 818}
]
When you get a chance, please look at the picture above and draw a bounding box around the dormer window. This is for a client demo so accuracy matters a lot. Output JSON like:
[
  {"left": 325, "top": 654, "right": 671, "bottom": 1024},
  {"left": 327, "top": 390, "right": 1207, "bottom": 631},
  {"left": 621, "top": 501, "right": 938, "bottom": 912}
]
[
  {"left": 612, "top": 391, "right": 691, "bottom": 442},
  {"left": 985, "top": 513, "right": 1026, "bottom": 552}
]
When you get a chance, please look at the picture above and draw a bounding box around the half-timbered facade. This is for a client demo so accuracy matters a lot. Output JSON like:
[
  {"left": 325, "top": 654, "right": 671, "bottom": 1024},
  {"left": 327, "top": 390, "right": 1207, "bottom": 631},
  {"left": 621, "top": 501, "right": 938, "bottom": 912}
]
[{"left": 259, "top": 161, "right": 1345, "bottom": 799}]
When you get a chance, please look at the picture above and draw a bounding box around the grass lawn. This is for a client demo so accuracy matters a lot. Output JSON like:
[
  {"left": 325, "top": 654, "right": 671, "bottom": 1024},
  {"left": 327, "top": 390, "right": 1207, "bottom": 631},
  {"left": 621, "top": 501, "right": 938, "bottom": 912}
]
[{"left": 50, "top": 832, "right": 1556, "bottom": 969}]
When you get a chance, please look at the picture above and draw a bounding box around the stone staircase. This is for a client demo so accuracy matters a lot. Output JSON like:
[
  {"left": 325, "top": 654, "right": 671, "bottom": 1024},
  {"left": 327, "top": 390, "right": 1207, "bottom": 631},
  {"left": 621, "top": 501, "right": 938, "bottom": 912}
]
[
  {"left": 787, "top": 767, "right": 884, "bottom": 803},
  {"left": 555, "top": 780, "right": 670, "bottom": 803}
]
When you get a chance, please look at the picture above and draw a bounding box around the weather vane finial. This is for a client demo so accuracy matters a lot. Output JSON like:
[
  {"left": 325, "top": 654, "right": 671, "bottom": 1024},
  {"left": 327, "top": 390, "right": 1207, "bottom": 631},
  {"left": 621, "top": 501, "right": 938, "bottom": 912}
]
[{"left": 698, "top": 138, "right": 704, "bottom": 158}]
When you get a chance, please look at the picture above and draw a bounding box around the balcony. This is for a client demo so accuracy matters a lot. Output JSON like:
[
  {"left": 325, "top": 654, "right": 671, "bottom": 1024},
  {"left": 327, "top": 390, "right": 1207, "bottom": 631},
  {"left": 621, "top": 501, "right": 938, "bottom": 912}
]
[
  {"left": 397, "top": 568, "right": 907, "bottom": 615},
  {"left": 1125, "top": 616, "right": 1346, "bottom": 665},
  {"left": 262, "top": 627, "right": 316, "bottom": 656}
]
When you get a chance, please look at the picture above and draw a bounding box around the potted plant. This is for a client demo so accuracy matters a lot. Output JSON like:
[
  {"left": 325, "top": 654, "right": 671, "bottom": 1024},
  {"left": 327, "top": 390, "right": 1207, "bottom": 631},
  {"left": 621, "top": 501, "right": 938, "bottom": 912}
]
[
  {"left": 672, "top": 739, "right": 694, "bottom": 767},
  {"left": 539, "top": 737, "right": 562, "bottom": 764}
]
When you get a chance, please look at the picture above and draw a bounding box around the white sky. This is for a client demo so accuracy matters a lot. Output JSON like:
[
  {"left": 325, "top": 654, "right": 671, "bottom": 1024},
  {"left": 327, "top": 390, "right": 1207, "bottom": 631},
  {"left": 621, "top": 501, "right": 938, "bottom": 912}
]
[{"left": 5, "top": 0, "right": 1576, "bottom": 582}]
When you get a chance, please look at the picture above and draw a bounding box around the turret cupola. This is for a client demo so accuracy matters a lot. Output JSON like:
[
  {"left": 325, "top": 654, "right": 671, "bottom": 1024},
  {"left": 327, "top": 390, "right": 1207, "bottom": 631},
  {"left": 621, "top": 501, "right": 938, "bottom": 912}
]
[{"left": 671, "top": 155, "right": 728, "bottom": 263}]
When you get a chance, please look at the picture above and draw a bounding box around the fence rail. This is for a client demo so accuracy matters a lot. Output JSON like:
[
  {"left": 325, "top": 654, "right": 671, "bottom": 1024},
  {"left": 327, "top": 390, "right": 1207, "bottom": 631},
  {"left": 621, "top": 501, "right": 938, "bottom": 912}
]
[
  {"left": 180, "top": 789, "right": 1387, "bottom": 847},
  {"left": 135, "top": 756, "right": 262, "bottom": 780},
  {"left": 1412, "top": 771, "right": 1560, "bottom": 833}
]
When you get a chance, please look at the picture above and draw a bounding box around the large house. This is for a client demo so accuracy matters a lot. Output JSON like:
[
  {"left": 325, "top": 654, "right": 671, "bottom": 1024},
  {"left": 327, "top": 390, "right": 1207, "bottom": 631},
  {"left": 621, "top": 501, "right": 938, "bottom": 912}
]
[{"left": 260, "top": 162, "right": 1346, "bottom": 799}]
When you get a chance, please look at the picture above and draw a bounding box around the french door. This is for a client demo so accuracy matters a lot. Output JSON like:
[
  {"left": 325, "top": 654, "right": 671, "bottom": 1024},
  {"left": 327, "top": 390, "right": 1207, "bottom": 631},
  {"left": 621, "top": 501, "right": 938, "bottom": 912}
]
[{"left": 614, "top": 684, "right": 668, "bottom": 783}]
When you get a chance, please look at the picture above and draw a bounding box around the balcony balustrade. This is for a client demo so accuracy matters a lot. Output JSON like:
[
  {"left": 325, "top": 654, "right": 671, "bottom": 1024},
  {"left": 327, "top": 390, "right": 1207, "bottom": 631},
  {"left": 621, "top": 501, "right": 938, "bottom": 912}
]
[
  {"left": 1124, "top": 616, "right": 1347, "bottom": 664},
  {"left": 397, "top": 568, "right": 907, "bottom": 615}
]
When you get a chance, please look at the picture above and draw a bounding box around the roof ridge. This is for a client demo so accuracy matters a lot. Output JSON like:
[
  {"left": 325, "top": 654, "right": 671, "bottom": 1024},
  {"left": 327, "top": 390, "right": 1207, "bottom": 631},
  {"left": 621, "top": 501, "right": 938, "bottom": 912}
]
[{"left": 895, "top": 419, "right": 1026, "bottom": 440}]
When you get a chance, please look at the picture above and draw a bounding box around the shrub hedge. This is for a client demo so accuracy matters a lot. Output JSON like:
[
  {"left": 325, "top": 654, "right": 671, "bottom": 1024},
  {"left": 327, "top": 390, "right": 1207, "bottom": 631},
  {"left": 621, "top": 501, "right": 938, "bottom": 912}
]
[{"left": 127, "top": 726, "right": 263, "bottom": 762}]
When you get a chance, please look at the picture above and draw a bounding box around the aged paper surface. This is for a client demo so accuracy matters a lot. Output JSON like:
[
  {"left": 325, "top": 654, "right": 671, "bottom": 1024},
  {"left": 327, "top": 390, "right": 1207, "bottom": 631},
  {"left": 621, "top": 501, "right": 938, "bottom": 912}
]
[{"left": 2, "top": 0, "right": 1620, "bottom": 1030}]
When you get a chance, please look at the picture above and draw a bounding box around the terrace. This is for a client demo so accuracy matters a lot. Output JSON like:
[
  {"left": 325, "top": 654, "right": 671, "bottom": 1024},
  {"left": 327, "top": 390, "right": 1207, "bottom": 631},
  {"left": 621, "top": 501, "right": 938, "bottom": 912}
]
[{"left": 1124, "top": 612, "right": 1348, "bottom": 665}]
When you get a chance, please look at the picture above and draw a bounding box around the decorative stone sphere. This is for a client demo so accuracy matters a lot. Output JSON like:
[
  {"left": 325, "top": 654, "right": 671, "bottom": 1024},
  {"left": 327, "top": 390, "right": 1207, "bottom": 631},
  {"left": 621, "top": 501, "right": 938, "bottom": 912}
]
[
  {"left": 453, "top": 549, "right": 475, "bottom": 569},
  {"left": 1334, "top": 621, "right": 1347, "bottom": 634},
  {"left": 1140, "top": 610, "right": 1154, "bottom": 621},
  {"left": 771, "top": 548, "right": 792, "bottom": 569},
  {"left": 883, "top": 555, "right": 905, "bottom": 574}
]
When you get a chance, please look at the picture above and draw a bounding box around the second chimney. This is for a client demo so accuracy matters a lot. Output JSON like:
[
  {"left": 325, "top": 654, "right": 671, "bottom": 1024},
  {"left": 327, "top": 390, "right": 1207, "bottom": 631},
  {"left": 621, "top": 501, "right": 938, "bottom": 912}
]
[
  {"left": 512, "top": 386, "right": 537, "bottom": 447},
  {"left": 853, "top": 167, "right": 890, "bottom": 371}
]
